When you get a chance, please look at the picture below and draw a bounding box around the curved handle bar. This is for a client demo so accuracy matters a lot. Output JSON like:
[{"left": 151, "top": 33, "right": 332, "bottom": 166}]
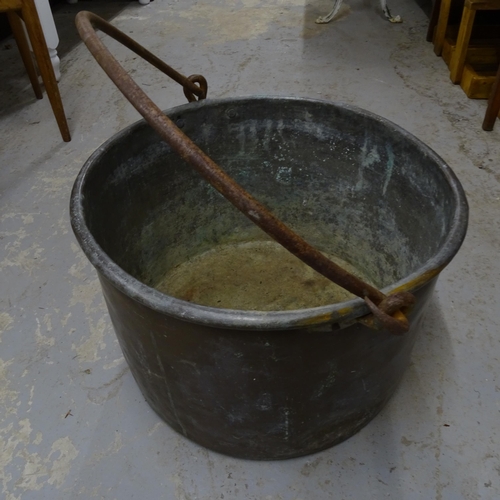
[{"left": 75, "top": 11, "right": 414, "bottom": 334}]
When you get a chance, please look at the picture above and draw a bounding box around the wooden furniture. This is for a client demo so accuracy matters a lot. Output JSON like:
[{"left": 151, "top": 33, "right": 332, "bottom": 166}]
[
  {"left": 1, "top": 0, "right": 70, "bottom": 141},
  {"left": 432, "top": 0, "right": 453, "bottom": 55},
  {"left": 449, "top": 0, "right": 500, "bottom": 84},
  {"left": 429, "top": 0, "right": 500, "bottom": 105},
  {"left": 483, "top": 63, "right": 500, "bottom": 130}
]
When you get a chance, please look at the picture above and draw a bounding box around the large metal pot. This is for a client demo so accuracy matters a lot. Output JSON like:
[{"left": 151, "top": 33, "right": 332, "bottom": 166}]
[{"left": 70, "top": 13, "right": 468, "bottom": 460}]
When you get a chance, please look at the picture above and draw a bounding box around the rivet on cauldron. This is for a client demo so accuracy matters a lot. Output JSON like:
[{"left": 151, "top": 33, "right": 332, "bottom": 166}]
[{"left": 226, "top": 108, "right": 237, "bottom": 119}]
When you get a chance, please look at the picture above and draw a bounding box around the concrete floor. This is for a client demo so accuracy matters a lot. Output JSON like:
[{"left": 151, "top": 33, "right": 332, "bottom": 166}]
[{"left": 1, "top": 0, "right": 499, "bottom": 498}]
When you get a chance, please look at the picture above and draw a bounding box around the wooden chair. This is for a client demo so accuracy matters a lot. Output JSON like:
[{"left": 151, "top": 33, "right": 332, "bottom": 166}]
[
  {"left": 483, "top": 62, "right": 500, "bottom": 130},
  {"left": 1, "top": 0, "right": 71, "bottom": 141},
  {"left": 449, "top": 0, "right": 500, "bottom": 84}
]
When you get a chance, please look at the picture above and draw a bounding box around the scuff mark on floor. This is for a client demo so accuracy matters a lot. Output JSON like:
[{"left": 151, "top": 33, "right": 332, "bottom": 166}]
[
  {"left": 71, "top": 317, "right": 109, "bottom": 364},
  {"left": 84, "top": 364, "right": 130, "bottom": 404}
]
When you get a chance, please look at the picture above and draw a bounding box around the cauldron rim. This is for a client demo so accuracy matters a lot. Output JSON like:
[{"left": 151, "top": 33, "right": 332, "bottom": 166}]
[{"left": 70, "top": 96, "right": 468, "bottom": 331}]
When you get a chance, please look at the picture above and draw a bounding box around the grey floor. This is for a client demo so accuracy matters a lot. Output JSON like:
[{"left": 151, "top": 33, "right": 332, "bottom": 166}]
[{"left": 1, "top": 0, "right": 500, "bottom": 498}]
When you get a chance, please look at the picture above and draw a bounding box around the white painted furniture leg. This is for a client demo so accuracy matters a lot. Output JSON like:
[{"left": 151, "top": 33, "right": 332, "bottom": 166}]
[
  {"left": 48, "top": 47, "right": 60, "bottom": 81},
  {"left": 316, "top": 0, "right": 344, "bottom": 24},
  {"left": 30, "top": 0, "right": 61, "bottom": 80},
  {"left": 380, "top": 0, "right": 402, "bottom": 23}
]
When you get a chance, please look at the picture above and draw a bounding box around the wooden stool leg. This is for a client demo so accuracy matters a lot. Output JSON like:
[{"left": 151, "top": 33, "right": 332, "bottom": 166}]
[
  {"left": 7, "top": 11, "right": 42, "bottom": 99},
  {"left": 450, "top": 3, "right": 476, "bottom": 84},
  {"left": 482, "top": 64, "right": 500, "bottom": 131},
  {"left": 433, "top": 0, "right": 452, "bottom": 56},
  {"left": 20, "top": 0, "right": 70, "bottom": 141}
]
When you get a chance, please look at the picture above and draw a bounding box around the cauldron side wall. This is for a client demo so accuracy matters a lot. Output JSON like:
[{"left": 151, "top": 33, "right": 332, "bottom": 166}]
[{"left": 97, "top": 272, "right": 436, "bottom": 460}]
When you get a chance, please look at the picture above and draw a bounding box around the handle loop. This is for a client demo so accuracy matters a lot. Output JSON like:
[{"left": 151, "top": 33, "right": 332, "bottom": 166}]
[{"left": 75, "top": 11, "right": 415, "bottom": 335}]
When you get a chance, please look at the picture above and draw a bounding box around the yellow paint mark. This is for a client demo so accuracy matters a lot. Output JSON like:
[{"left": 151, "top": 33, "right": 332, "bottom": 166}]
[
  {"left": 295, "top": 311, "right": 335, "bottom": 327},
  {"left": 0, "top": 312, "right": 14, "bottom": 343},
  {"left": 293, "top": 267, "right": 443, "bottom": 330},
  {"left": 390, "top": 267, "right": 444, "bottom": 294}
]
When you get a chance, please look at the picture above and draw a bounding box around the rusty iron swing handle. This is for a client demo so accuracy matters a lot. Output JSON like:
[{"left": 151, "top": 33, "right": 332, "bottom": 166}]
[{"left": 75, "top": 11, "right": 415, "bottom": 335}]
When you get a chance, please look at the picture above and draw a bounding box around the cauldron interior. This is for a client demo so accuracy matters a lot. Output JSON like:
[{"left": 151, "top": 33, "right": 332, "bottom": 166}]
[{"left": 81, "top": 98, "right": 455, "bottom": 294}]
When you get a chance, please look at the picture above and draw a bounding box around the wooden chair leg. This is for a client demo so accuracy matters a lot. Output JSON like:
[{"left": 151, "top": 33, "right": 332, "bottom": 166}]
[
  {"left": 20, "top": 0, "right": 71, "bottom": 141},
  {"left": 449, "top": 4, "right": 476, "bottom": 84},
  {"left": 7, "top": 10, "right": 42, "bottom": 99},
  {"left": 428, "top": 0, "right": 442, "bottom": 43},
  {"left": 433, "top": 0, "right": 452, "bottom": 55},
  {"left": 482, "top": 63, "right": 500, "bottom": 131}
]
